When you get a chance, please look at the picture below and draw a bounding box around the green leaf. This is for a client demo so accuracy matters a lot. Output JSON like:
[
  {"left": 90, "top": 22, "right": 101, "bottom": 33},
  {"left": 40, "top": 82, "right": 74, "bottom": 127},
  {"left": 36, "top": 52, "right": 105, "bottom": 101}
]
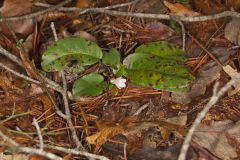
[
  {"left": 102, "top": 48, "right": 121, "bottom": 67},
  {"left": 124, "top": 41, "right": 195, "bottom": 92},
  {"left": 72, "top": 73, "right": 107, "bottom": 97},
  {"left": 41, "top": 37, "right": 102, "bottom": 72}
]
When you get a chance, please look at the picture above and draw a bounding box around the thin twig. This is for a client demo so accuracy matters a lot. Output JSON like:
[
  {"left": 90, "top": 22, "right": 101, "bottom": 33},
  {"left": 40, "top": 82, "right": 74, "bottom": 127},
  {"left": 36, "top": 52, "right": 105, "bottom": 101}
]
[
  {"left": 178, "top": 74, "right": 240, "bottom": 160},
  {"left": 50, "top": 22, "right": 84, "bottom": 150},
  {"left": 61, "top": 71, "right": 84, "bottom": 149},
  {"left": 172, "top": 18, "right": 186, "bottom": 50},
  {"left": 0, "top": 62, "right": 62, "bottom": 92},
  {"left": 32, "top": 118, "right": 44, "bottom": 150},
  {"left": 0, "top": 45, "right": 23, "bottom": 67},
  {"left": 33, "top": 4, "right": 240, "bottom": 22},
  {"left": 0, "top": 0, "right": 72, "bottom": 22},
  {"left": 46, "top": 144, "right": 110, "bottom": 160},
  {"left": 133, "top": 103, "right": 149, "bottom": 116},
  {"left": 0, "top": 130, "right": 63, "bottom": 160},
  {"left": 35, "top": 0, "right": 140, "bottom": 14},
  {"left": 51, "top": 22, "right": 58, "bottom": 41}
]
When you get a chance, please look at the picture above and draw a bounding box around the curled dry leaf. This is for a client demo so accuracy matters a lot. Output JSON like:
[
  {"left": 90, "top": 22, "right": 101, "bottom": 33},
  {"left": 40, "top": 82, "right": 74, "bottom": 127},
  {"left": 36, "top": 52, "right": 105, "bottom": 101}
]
[
  {"left": 0, "top": 0, "right": 33, "bottom": 37},
  {"left": 163, "top": 0, "right": 200, "bottom": 16}
]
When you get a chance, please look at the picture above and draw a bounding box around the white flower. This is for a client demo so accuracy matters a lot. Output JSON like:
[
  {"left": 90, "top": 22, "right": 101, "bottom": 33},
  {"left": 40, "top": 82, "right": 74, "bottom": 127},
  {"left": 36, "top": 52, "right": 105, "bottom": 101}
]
[{"left": 110, "top": 77, "right": 126, "bottom": 89}]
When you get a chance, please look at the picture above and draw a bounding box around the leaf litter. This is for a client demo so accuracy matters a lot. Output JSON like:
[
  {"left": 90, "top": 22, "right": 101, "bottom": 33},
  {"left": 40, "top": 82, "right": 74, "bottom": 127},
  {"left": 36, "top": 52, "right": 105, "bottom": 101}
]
[{"left": 0, "top": 0, "right": 240, "bottom": 160}]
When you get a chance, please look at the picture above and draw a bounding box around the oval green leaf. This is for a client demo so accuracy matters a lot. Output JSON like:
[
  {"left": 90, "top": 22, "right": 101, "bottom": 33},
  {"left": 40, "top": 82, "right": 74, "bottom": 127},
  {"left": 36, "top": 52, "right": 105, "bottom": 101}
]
[
  {"left": 102, "top": 48, "right": 121, "bottom": 67},
  {"left": 124, "top": 41, "right": 195, "bottom": 92},
  {"left": 72, "top": 73, "right": 107, "bottom": 97},
  {"left": 41, "top": 37, "right": 102, "bottom": 72}
]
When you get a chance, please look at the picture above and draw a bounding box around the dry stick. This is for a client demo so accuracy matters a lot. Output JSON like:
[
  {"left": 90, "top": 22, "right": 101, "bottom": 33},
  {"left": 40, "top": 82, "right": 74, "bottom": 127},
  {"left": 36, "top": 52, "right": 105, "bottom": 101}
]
[
  {"left": 46, "top": 144, "right": 110, "bottom": 160},
  {"left": 0, "top": 45, "right": 23, "bottom": 67},
  {"left": 0, "top": 62, "right": 62, "bottom": 92},
  {"left": 0, "top": 0, "right": 72, "bottom": 22},
  {"left": 61, "top": 72, "right": 84, "bottom": 150},
  {"left": 35, "top": 0, "right": 140, "bottom": 13},
  {"left": 172, "top": 18, "right": 186, "bottom": 50},
  {"left": 31, "top": 4, "right": 240, "bottom": 22},
  {"left": 178, "top": 74, "right": 240, "bottom": 160},
  {"left": 84, "top": 9, "right": 240, "bottom": 22},
  {"left": 32, "top": 118, "right": 44, "bottom": 150},
  {"left": 50, "top": 22, "right": 84, "bottom": 150},
  {"left": 0, "top": 130, "right": 63, "bottom": 160}
]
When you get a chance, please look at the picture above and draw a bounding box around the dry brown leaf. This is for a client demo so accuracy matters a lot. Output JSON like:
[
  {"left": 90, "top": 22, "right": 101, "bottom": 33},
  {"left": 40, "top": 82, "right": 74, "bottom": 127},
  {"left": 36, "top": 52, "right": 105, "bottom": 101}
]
[
  {"left": 86, "top": 125, "right": 125, "bottom": 150},
  {"left": 165, "top": 115, "right": 187, "bottom": 126},
  {"left": 193, "top": 120, "right": 240, "bottom": 159},
  {"left": 223, "top": 65, "right": 240, "bottom": 96},
  {"left": 137, "top": 21, "right": 175, "bottom": 43},
  {"left": 0, "top": 0, "right": 33, "bottom": 37},
  {"left": 224, "top": 18, "right": 240, "bottom": 46},
  {"left": 163, "top": 1, "right": 200, "bottom": 16}
]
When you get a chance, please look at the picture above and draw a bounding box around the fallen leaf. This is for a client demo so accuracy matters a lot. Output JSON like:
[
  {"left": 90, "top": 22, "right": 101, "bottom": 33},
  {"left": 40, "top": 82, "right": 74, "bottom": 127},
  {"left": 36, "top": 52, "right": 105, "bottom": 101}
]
[
  {"left": 193, "top": 120, "right": 240, "bottom": 159},
  {"left": 163, "top": 0, "right": 200, "bottom": 16},
  {"left": 165, "top": 115, "right": 187, "bottom": 126},
  {"left": 137, "top": 21, "right": 175, "bottom": 43},
  {"left": 0, "top": 0, "right": 33, "bottom": 37},
  {"left": 86, "top": 124, "right": 125, "bottom": 150},
  {"left": 224, "top": 18, "right": 240, "bottom": 46}
]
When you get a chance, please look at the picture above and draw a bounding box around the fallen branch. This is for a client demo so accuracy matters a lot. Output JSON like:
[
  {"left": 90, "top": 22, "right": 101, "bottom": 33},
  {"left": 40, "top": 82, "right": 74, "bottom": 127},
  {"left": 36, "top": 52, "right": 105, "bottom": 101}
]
[
  {"left": 46, "top": 144, "right": 110, "bottom": 160},
  {"left": 34, "top": 3, "right": 240, "bottom": 22}
]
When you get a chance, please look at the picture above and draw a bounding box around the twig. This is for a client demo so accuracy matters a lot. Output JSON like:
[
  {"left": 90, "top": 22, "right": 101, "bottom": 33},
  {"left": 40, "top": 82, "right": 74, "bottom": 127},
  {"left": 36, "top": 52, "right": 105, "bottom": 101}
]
[
  {"left": 0, "top": 45, "right": 23, "bottom": 67},
  {"left": 85, "top": 10, "right": 240, "bottom": 22},
  {"left": 50, "top": 22, "right": 84, "bottom": 150},
  {"left": 35, "top": 0, "right": 140, "bottom": 14},
  {"left": 0, "top": 0, "right": 72, "bottom": 22},
  {"left": 61, "top": 71, "right": 84, "bottom": 150},
  {"left": 46, "top": 144, "right": 110, "bottom": 160},
  {"left": 0, "top": 111, "right": 31, "bottom": 124},
  {"left": 0, "top": 130, "right": 63, "bottom": 160},
  {"left": 178, "top": 74, "right": 240, "bottom": 160},
  {"left": 33, "top": 4, "right": 240, "bottom": 22},
  {"left": 0, "top": 62, "right": 62, "bottom": 92},
  {"left": 50, "top": 22, "right": 58, "bottom": 41},
  {"left": 133, "top": 102, "right": 149, "bottom": 116},
  {"left": 172, "top": 18, "right": 186, "bottom": 50},
  {"left": 32, "top": 118, "right": 44, "bottom": 150}
]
